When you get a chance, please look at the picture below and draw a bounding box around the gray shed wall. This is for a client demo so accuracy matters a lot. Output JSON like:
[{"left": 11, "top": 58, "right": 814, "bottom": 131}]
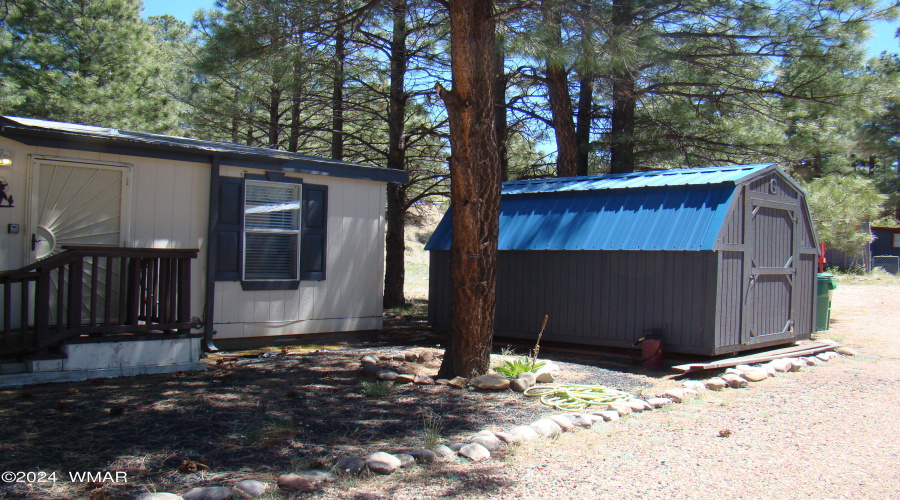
[{"left": 430, "top": 250, "right": 720, "bottom": 355}]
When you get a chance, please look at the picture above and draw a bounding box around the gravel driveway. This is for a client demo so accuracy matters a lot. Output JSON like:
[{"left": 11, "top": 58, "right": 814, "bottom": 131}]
[{"left": 319, "top": 282, "right": 900, "bottom": 499}]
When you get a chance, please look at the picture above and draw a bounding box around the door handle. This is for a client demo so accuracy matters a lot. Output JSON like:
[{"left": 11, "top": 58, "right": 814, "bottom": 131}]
[{"left": 32, "top": 233, "right": 45, "bottom": 251}]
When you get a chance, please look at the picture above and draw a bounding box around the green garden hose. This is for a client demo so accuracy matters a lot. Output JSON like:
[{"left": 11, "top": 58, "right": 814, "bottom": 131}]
[{"left": 523, "top": 384, "right": 633, "bottom": 411}]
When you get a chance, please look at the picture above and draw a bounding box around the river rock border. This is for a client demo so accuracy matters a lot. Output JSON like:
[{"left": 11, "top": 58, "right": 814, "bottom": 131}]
[{"left": 132, "top": 343, "right": 856, "bottom": 499}]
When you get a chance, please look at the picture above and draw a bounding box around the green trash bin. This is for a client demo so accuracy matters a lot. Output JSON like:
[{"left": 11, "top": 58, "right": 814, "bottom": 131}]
[{"left": 816, "top": 273, "right": 838, "bottom": 331}]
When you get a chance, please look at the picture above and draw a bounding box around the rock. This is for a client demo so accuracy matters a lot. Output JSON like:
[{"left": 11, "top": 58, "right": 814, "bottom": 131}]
[
  {"left": 509, "top": 425, "right": 540, "bottom": 442},
  {"left": 769, "top": 359, "right": 792, "bottom": 372},
  {"left": 805, "top": 356, "right": 824, "bottom": 366},
  {"left": 627, "top": 399, "right": 651, "bottom": 412},
  {"left": 721, "top": 373, "right": 748, "bottom": 388},
  {"left": 596, "top": 410, "right": 619, "bottom": 421},
  {"left": 234, "top": 480, "right": 267, "bottom": 498},
  {"left": 509, "top": 378, "right": 530, "bottom": 392},
  {"left": 459, "top": 442, "right": 491, "bottom": 462},
  {"left": 435, "top": 378, "right": 451, "bottom": 386},
  {"left": 682, "top": 388, "right": 699, "bottom": 399},
  {"left": 360, "top": 363, "right": 381, "bottom": 377},
  {"left": 725, "top": 367, "right": 744, "bottom": 376},
  {"left": 836, "top": 346, "right": 859, "bottom": 356},
  {"left": 135, "top": 494, "right": 184, "bottom": 500},
  {"left": 786, "top": 358, "right": 804, "bottom": 371},
  {"left": 704, "top": 378, "right": 727, "bottom": 391},
  {"left": 360, "top": 355, "right": 378, "bottom": 365},
  {"left": 657, "top": 388, "right": 686, "bottom": 403},
  {"left": 413, "top": 374, "right": 434, "bottom": 385},
  {"left": 470, "top": 374, "right": 511, "bottom": 390},
  {"left": 333, "top": 457, "right": 366, "bottom": 476},
  {"left": 646, "top": 397, "right": 673, "bottom": 408},
  {"left": 471, "top": 434, "right": 503, "bottom": 452},
  {"left": 366, "top": 452, "right": 402, "bottom": 475},
  {"left": 396, "top": 454, "right": 415, "bottom": 468},
  {"left": 682, "top": 380, "right": 708, "bottom": 392},
  {"left": 494, "top": 431, "right": 523, "bottom": 444},
  {"left": 376, "top": 369, "right": 399, "bottom": 381},
  {"left": 447, "top": 376, "right": 468, "bottom": 388},
  {"left": 741, "top": 368, "right": 768, "bottom": 382},
  {"left": 473, "top": 430, "right": 495, "bottom": 437},
  {"left": 299, "top": 470, "right": 336, "bottom": 484},
  {"left": 407, "top": 449, "right": 437, "bottom": 464},
  {"left": 796, "top": 357, "right": 812, "bottom": 366},
  {"left": 395, "top": 374, "right": 415, "bottom": 384},
  {"left": 183, "top": 487, "right": 234, "bottom": 500},
  {"left": 818, "top": 338, "right": 839, "bottom": 346},
  {"left": 764, "top": 364, "right": 777, "bottom": 377},
  {"left": 535, "top": 371, "right": 557, "bottom": 383},
  {"left": 586, "top": 414, "right": 606, "bottom": 425},
  {"left": 530, "top": 418, "right": 563, "bottom": 437},
  {"left": 277, "top": 474, "right": 316, "bottom": 491},
  {"left": 405, "top": 352, "right": 420, "bottom": 362},
  {"left": 818, "top": 351, "right": 836, "bottom": 361},
  {"left": 517, "top": 372, "right": 537, "bottom": 386},
  {"left": 391, "top": 353, "right": 407, "bottom": 361},
  {"left": 449, "top": 442, "right": 467, "bottom": 452},
  {"left": 433, "top": 445, "right": 455, "bottom": 458},
  {"left": 606, "top": 402, "right": 633, "bottom": 416},
  {"left": 548, "top": 414, "right": 576, "bottom": 431},
  {"left": 417, "top": 350, "right": 435, "bottom": 362},
  {"left": 568, "top": 414, "right": 594, "bottom": 428}
]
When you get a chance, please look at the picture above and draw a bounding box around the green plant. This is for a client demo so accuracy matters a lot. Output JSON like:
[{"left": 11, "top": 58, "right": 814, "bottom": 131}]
[
  {"left": 494, "top": 356, "right": 546, "bottom": 379},
  {"left": 246, "top": 417, "right": 296, "bottom": 446},
  {"left": 360, "top": 380, "right": 392, "bottom": 398},
  {"left": 422, "top": 411, "right": 443, "bottom": 449}
]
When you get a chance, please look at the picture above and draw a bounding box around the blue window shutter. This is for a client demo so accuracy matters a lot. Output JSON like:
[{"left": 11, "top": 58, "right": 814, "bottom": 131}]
[
  {"left": 300, "top": 184, "right": 327, "bottom": 280},
  {"left": 215, "top": 176, "right": 243, "bottom": 281}
]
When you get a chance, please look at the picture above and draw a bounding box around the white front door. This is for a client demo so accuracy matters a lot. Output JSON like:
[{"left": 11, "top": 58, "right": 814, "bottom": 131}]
[{"left": 28, "top": 158, "right": 132, "bottom": 261}]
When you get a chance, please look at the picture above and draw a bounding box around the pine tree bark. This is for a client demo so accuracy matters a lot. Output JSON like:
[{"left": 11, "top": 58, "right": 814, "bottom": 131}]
[
  {"left": 609, "top": 0, "right": 636, "bottom": 174},
  {"left": 575, "top": 74, "right": 593, "bottom": 176},
  {"left": 494, "top": 39, "right": 509, "bottom": 181},
  {"left": 436, "top": 0, "right": 501, "bottom": 379},
  {"left": 384, "top": 0, "right": 409, "bottom": 309},
  {"left": 331, "top": 22, "right": 346, "bottom": 160},
  {"left": 542, "top": 1, "right": 577, "bottom": 177}
]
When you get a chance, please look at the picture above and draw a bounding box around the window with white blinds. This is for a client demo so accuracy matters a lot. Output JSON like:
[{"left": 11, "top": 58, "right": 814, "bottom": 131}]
[{"left": 243, "top": 180, "right": 301, "bottom": 280}]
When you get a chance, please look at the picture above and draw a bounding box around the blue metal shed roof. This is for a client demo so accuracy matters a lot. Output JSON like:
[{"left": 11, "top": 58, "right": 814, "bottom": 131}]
[{"left": 425, "top": 164, "right": 773, "bottom": 252}]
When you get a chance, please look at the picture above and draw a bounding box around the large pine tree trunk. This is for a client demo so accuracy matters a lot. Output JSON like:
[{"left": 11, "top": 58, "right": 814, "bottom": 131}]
[
  {"left": 384, "top": 0, "right": 409, "bottom": 309},
  {"left": 332, "top": 23, "right": 346, "bottom": 160},
  {"left": 267, "top": 84, "right": 281, "bottom": 148},
  {"left": 543, "top": 1, "right": 577, "bottom": 177},
  {"left": 609, "top": 0, "right": 636, "bottom": 174},
  {"left": 494, "top": 39, "right": 509, "bottom": 181},
  {"left": 575, "top": 74, "right": 593, "bottom": 176},
  {"left": 437, "top": 0, "right": 501, "bottom": 379}
]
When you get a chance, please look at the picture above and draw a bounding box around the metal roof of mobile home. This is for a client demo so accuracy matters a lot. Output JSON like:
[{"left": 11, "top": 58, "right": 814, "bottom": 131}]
[{"left": 425, "top": 164, "right": 775, "bottom": 252}]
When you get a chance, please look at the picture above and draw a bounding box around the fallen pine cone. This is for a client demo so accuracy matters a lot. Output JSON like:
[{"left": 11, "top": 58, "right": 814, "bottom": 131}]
[
  {"left": 178, "top": 459, "right": 211, "bottom": 473},
  {"left": 718, "top": 429, "right": 732, "bottom": 438}
]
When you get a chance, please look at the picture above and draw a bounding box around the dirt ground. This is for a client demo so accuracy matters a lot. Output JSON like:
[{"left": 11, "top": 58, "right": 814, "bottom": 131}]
[{"left": 1, "top": 280, "right": 897, "bottom": 499}]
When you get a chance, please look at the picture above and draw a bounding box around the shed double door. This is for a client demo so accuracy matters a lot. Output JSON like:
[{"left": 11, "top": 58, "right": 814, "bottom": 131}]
[{"left": 742, "top": 191, "right": 800, "bottom": 345}]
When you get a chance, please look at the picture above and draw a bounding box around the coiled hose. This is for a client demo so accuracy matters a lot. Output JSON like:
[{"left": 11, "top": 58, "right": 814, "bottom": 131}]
[{"left": 523, "top": 384, "right": 633, "bottom": 411}]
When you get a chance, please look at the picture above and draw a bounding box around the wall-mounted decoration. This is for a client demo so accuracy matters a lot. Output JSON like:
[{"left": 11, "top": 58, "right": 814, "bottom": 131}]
[{"left": 0, "top": 177, "right": 14, "bottom": 207}]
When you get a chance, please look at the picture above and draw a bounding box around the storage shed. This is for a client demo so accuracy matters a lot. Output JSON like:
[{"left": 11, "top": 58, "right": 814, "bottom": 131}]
[{"left": 426, "top": 164, "right": 819, "bottom": 356}]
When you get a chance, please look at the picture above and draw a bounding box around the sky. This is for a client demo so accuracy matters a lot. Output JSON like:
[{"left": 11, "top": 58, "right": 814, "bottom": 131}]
[{"left": 140, "top": 0, "right": 900, "bottom": 58}]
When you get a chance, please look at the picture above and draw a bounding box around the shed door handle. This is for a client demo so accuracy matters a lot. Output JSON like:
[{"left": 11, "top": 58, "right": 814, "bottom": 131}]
[{"left": 32, "top": 233, "right": 45, "bottom": 251}]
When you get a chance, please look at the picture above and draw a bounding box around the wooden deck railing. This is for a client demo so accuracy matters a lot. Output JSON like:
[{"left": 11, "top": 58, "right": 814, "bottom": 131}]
[{"left": 0, "top": 247, "right": 199, "bottom": 356}]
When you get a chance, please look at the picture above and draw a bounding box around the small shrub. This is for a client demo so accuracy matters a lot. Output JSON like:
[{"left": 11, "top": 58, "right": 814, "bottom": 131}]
[
  {"left": 423, "top": 411, "right": 443, "bottom": 449},
  {"left": 246, "top": 417, "right": 296, "bottom": 446},
  {"left": 360, "top": 380, "right": 392, "bottom": 398},
  {"left": 494, "top": 356, "right": 545, "bottom": 379}
]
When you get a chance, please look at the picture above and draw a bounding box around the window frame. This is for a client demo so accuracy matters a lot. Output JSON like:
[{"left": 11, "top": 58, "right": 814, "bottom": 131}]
[{"left": 241, "top": 178, "right": 303, "bottom": 283}]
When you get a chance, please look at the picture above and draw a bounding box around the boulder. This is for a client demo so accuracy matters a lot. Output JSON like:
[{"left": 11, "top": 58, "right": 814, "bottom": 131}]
[
  {"left": 433, "top": 445, "right": 455, "bottom": 458},
  {"left": 396, "top": 454, "right": 415, "bottom": 468},
  {"left": 530, "top": 418, "right": 563, "bottom": 437},
  {"left": 535, "top": 371, "right": 557, "bottom": 383},
  {"left": 333, "top": 457, "right": 366, "bottom": 476},
  {"left": 471, "top": 434, "right": 503, "bottom": 452},
  {"left": 548, "top": 414, "right": 576, "bottom": 431},
  {"left": 741, "top": 368, "right": 768, "bottom": 382},
  {"left": 470, "top": 374, "right": 510, "bottom": 391},
  {"left": 606, "top": 402, "right": 633, "bottom": 416},
  {"left": 682, "top": 380, "right": 707, "bottom": 392},
  {"left": 366, "top": 452, "right": 402, "bottom": 475},
  {"left": 298, "top": 470, "right": 336, "bottom": 484},
  {"left": 417, "top": 350, "right": 435, "bottom": 362},
  {"left": 494, "top": 431, "right": 523, "bottom": 444},
  {"left": 234, "top": 480, "right": 267, "bottom": 498},
  {"left": 376, "top": 369, "right": 399, "bottom": 381},
  {"left": 764, "top": 364, "right": 777, "bottom": 377},
  {"left": 360, "top": 355, "right": 378, "bottom": 365},
  {"left": 646, "top": 397, "right": 673, "bottom": 408},
  {"left": 704, "top": 378, "right": 727, "bottom": 391},
  {"left": 459, "top": 443, "right": 491, "bottom": 462},
  {"left": 657, "top": 388, "right": 686, "bottom": 403},
  {"left": 449, "top": 442, "right": 467, "bottom": 452},
  {"left": 818, "top": 338, "right": 839, "bottom": 346},
  {"left": 596, "top": 410, "right": 619, "bottom": 421},
  {"left": 836, "top": 346, "right": 859, "bottom": 356},
  {"left": 721, "top": 373, "right": 748, "bottom": 388},
  {"left": 509, "top": 425, "right": 540, "bottom": 441},
  {"left": 414, "top": 374, "right": 435, "bottom": 385},
  {"left": 567, "top": 414, "right": 594, "bottom": 428},
  {"left": 395, "top": 374, "right": 415, "bottom": 384},
  {"left": 447, "top": 377, "right": 468, "bottom": 388},
  {"left": 805, "top": 356, "right": 824, "bottom": 366},
  {"left": 786, "top": 358, "right": 804, "bottom": 371},
  {"left": 627, "top": 399, "right": 652, "bottom": 412},
  {"left": 405, "top": 352, "right": 420, "bottom": 362},
  {"left": 183, "top": 486, "right": 234, "bottom": 500},
  {"left": 435, "top": 379, "right": 451, "bottom": 386},
  {"left": 407, "top": 449, "right": 437, "bottom": 464},
  {"left": 277, "top": 474, "right": 316, "bottom": 491},
  {"left": 769, "top": 359, "right": 792, "bottom": 372},
  {"left": 509, "top": 379, "right": 530, "bottom": 392},
  {"left": 135, "top": 494, "right": 184, "bottom": 500},
  {"left": 517, "top": 372, "right": 537, "bottom": 386},
  {"left": 360, "top": 363, "right": 381, "bottom": 377}
]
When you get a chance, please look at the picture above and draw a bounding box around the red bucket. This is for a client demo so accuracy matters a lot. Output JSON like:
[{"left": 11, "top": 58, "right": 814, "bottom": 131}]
[{"left": 642, "top": 336, "right": 663, "bottom": 369}]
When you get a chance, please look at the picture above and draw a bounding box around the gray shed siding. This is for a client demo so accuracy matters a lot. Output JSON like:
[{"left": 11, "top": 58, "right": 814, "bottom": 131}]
[{"left": 430, "top": 250, "right": 720, "bottom": 355}]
